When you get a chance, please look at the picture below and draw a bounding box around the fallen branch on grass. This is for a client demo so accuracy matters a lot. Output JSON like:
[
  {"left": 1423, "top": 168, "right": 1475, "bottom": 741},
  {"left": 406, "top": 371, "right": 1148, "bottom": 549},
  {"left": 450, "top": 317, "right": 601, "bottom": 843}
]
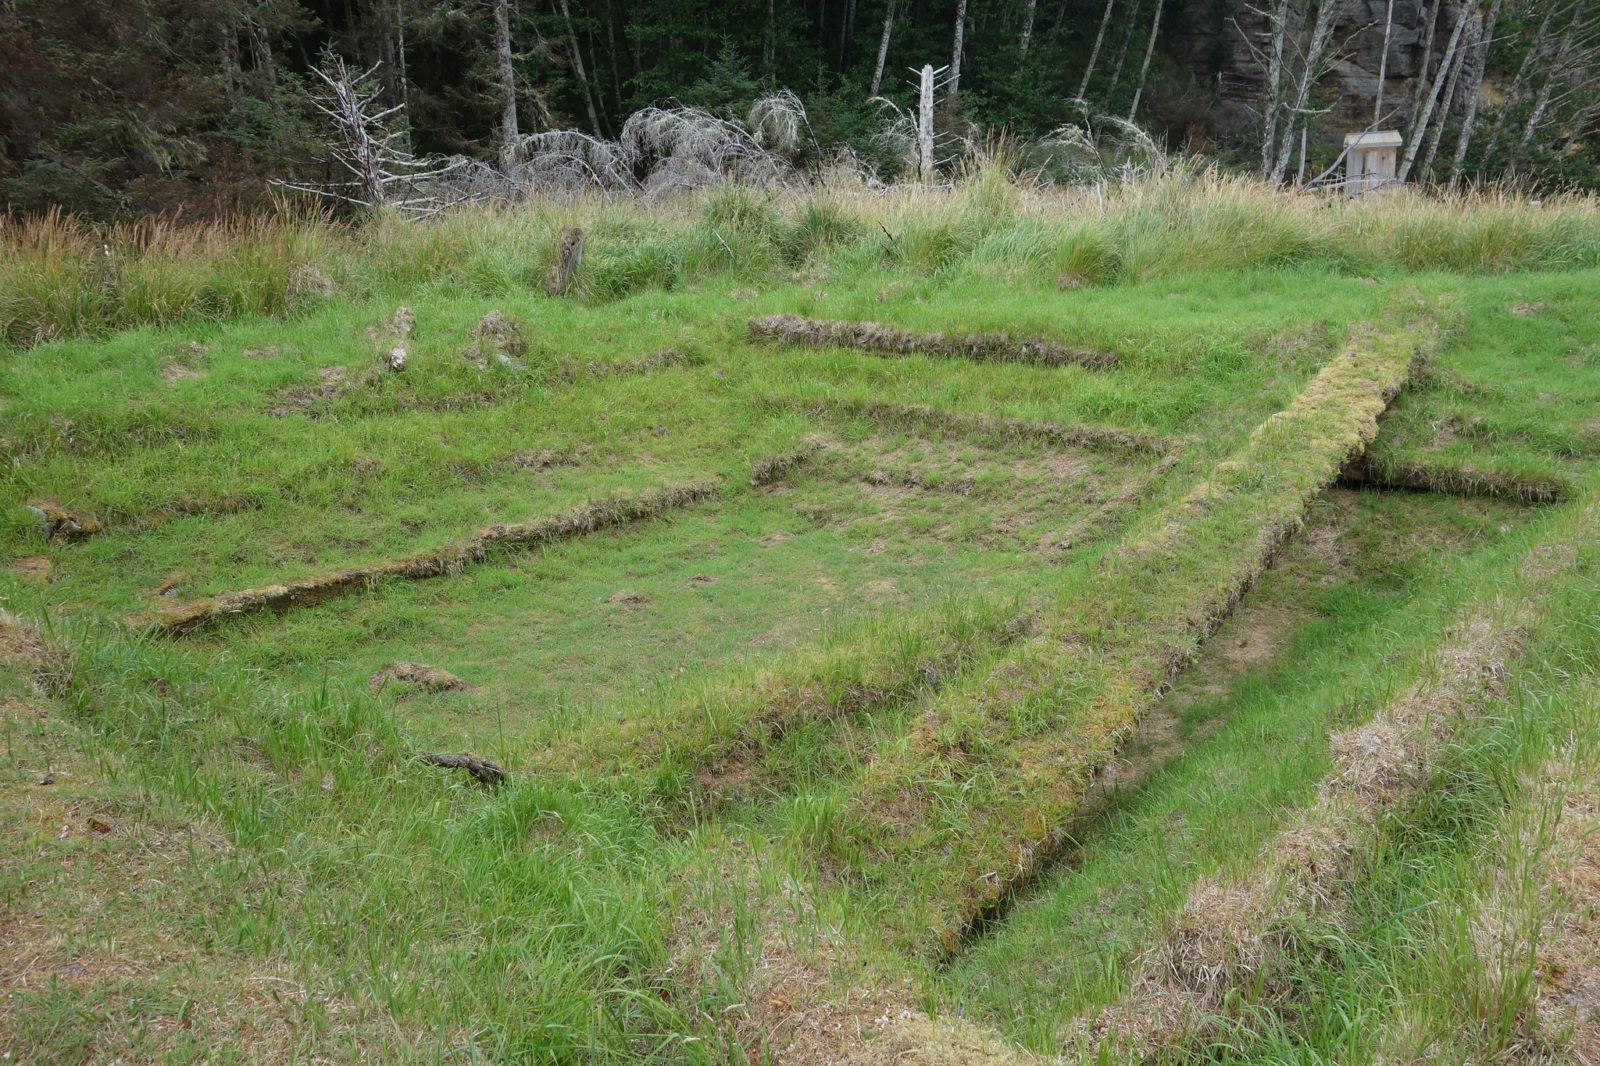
[
  {"left": 370, "top": 662, "right": 474, "bottom": 694},
  {"left": 417, "top": 751, "right": 507, "bottom": 787},
  {"left": 747, "top": 315, "right": 1118, "bottom": 370}
]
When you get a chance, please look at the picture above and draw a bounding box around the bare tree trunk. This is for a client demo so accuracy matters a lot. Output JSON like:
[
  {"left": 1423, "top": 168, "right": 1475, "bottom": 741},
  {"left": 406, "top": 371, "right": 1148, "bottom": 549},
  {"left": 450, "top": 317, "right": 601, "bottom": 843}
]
[
  {"left": 765, "top": 0, "right": 775, "bottom": 77},
  {"left": 1271, "top": 0, "right": 1345, "bottom": 183},
  {"left": 494, "top": 0, "right": 519, "bottom": 150},
  {"left": 584, "top": 21, "right": 610, "bottom": 133},
  {"left": 607, "top": 4, "right": 625, "bottom": 114},
  {"left": 839, "top": 0, "right": 857, "bottom": 71},
  {"left": 1258, "top": 0, "right": 1292, "bottom": 177},
  {"left": 1076, "top": 0, "right": 1115, "bottom": 98},
  {"left": 1509, "top": 2, "right": 1586, "bottom": 168},
  {"left": 1126, "top": 0, "right": 1165, "bottom": 121},
  {"left": 1417, "top": 11, "right": 1477, "bottom": 181},
  {"left": 1449, "top": 0, "right": 1504, "bottom": 182},
  {"left": 949, "top": 0, "right": 968, "bottom": 98},
  {"left": 1407, "top": 0, "right": 1444, "bottom": 126},
  {"left": 870, "top": 0, "right": 895, "bottom": 95},
  {"left": 1398, "top": 0, "right": 1469, "bottom": 181},
  {"left": 247, "top": 18, "right": 277, "bottom": 89},
  {"left": 1018, "top": 0, "right": 1038, "bottom": 63},
  {"left": 557, "top": 0, "right": 602, "bottom": 134},
  {"left": 391, "top": 0, "right": 411, "bottom": 145},
  {"left": 1373, "top": 0, "right": 1394, "bottom": 123},
  {"left": 219, "top": 19, "right": 242, "bottom": 98},
  {"left": 389, "top": 0, "right": 407, "bottom": 104},
  {"left": 1482, "top": 0, "right": 1562, "bottom": 161},
  {"left": 1108, "top": 0, "right": 1144, "bottom": 100}
]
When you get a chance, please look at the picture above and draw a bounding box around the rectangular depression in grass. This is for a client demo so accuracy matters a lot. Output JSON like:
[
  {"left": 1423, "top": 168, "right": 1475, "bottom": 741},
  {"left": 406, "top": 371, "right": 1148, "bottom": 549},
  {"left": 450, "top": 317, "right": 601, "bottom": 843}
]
[{"left": 192, "top": 420, "right": 1166, "bottom": 759}]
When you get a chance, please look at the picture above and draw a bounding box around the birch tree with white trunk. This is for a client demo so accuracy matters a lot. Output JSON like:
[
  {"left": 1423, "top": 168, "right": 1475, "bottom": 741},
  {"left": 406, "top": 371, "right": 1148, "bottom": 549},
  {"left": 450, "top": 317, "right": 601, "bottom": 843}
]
[
  {"left": 1075, "top": 0, "right": 1116, "bottom": 99},
  {"left": 1481, "top": 0, "right": 1564, "bottom": 162},
  {"left": 1018, "top": 0, "right": 1038, "bottom": 63},
  {"left": 870, "top": 0, "right": 896, "bottom": 95},
  {"left": 1257, "top": 0, "right": 1293, "bottom": 177},
  {"left": 1398, "top": 0, "right": 1470, "bottom": 181},
  {"left": 1509, "top": 1, "right": 1591, "bottom": 168},
  {"left": 1417, "top": 10, "right": 1478, "bottom": 181},
  {"left": 1270, "top": 0, "right": 1346, "bottom": 183},
  {"left": 1373, "top": 0, "right": 1394, "bottom": 124},
  {"left": 557, "top": 0, "right": 602, "bottom": 134},
  {"left": 1448, "top": 0, "right": 1504, "bottom": 182},
  {"left": 949, "top": 0, "right": 968, "bottom": 98},
  {"left": 1126, "top": 0, "right": 1165, "bottom": 121}
]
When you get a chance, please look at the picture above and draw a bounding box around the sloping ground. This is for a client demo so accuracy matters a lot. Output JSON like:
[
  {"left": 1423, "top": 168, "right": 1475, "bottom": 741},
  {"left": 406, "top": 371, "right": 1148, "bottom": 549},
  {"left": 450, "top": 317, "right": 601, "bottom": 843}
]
[
  {"left": 1454, "top": 732, "right": 1600, "bottom": 1060},
  {"left": 9, "top": 261, "right": 1600, "bottom": 1066},
  {"left": 1360, "top": 276, "right": 1600, "bottom": 502},
  {"left": 934, "top": 486, "right": 1542, "bottom": 1050},
  {"left": 1082, "top": 515, "right": 1584, "bottom": 1055},
  {"left": 820, "top": 320, "right": 1434, "bottom": 957}
]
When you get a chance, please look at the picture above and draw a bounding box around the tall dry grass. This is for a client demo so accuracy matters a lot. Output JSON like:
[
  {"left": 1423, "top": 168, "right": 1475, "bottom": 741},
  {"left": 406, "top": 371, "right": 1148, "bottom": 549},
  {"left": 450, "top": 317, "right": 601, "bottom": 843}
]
[
  {"left": 0, "top": 210, "right": 341, "bottom": 346},
  {"left": 4, "top": 169, "right": 1599, "bottom": 348}
]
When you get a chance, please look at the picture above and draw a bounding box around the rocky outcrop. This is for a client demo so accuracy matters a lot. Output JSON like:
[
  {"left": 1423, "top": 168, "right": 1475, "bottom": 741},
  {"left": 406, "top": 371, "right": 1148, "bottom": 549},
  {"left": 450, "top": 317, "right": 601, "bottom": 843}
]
[{"left": 1161, "top": 0, "right": 1466, "bottom": 150}]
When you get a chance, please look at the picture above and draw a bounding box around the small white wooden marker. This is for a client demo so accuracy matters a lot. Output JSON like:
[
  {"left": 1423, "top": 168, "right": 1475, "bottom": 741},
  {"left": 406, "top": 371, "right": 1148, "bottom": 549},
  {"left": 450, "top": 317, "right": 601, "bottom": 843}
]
[{"left": 1343, "top": 130, "right": 1402, "bottom": 197}]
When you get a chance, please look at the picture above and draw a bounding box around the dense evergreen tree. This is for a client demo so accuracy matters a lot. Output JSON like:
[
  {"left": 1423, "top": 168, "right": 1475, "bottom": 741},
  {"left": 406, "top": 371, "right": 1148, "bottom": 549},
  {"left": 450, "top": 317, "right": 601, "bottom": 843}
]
[{"left": 0, "top": 0, "right": 1594, "bottom": 216}]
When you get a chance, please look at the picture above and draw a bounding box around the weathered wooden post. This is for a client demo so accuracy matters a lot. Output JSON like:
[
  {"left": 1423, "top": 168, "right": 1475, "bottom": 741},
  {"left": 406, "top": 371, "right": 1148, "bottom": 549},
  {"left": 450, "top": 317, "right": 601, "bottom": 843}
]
[
  {"left": 917, "top": 64, "right": 935, "bottom": 183},
  {"left": 546, "top": 225, "right": 585, "bottom": 296}
]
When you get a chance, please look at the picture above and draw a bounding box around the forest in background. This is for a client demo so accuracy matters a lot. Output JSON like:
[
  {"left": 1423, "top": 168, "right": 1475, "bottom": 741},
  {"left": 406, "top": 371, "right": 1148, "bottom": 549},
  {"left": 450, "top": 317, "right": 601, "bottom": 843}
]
[{"left": 1, "top": 0, "right": 1597, "bottom": 218}]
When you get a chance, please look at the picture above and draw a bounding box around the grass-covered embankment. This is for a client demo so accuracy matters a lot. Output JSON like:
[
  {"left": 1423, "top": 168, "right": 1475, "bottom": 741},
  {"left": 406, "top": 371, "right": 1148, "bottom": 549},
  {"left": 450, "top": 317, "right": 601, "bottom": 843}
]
[{"left": 821, "top": 318, "right": 1433, "bottom": 957}]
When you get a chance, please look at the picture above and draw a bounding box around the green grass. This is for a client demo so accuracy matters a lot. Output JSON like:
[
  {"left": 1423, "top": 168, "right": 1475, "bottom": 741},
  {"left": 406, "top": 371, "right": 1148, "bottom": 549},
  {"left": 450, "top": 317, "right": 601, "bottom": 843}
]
[
  {"left": 6, "top": 182, "right": 1600, "bottom": 1064},
  {"left": 936, "top": 488, "right": 1543, "bottom": 1050},
  {"left": 811, "top": 315, "right": 1428, "bottom": 957}
]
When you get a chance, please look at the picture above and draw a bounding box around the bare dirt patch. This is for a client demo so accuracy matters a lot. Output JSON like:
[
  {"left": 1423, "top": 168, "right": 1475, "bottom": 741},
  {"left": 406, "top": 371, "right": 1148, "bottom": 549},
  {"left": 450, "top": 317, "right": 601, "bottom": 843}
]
[
  {"left": 268, "top": 365, "right": 353, "bottom": 416},
  {"left": 160, "top": 362, "right": 202, "bottom": 383},
  {"left": 10, "top": 555, "right": 57, "bottom": 585}
]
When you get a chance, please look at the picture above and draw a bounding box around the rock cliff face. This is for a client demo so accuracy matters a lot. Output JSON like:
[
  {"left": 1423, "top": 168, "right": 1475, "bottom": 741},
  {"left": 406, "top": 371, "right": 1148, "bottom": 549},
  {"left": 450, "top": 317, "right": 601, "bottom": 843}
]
[{"left": 1158, "top": 0, "right": 1465, "bottom": 152}]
